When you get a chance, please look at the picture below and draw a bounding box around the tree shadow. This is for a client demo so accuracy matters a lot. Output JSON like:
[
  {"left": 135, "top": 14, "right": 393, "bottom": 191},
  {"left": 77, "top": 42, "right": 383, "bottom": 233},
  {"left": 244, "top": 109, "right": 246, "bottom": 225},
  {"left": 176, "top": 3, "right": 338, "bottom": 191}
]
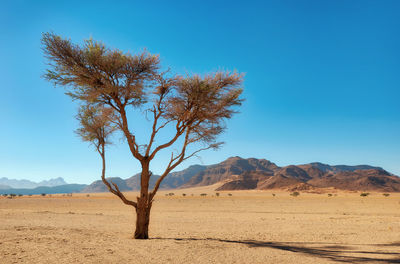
[{"left": 152, "top": 237, "right": 400, "bottom": 263}]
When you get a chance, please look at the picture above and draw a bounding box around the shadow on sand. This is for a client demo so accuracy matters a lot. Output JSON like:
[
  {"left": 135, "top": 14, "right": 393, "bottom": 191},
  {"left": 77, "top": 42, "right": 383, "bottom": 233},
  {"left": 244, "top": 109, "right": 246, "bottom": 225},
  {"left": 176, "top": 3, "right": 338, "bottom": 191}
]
[{"left": 152, "top": 237, "right": 400, "bottom": 263}]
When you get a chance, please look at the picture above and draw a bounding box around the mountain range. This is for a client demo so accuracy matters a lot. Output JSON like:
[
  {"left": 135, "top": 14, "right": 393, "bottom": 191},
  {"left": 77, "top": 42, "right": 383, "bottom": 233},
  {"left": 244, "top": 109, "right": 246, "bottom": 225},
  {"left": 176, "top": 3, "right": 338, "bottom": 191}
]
[
  {"left": 0, "top": 177, "right": 87, "bottom": 195},
  {"left": 0, "top": 184, "right": 87, "bottom": 195},
  {"left": 80, "top": 164, "right": 208, "bottom": 193},
  {"left": 82, "top": 157, "right": 400, "bottom": 193},
  {"left": 0, "top": 177, "right": 67, "bottom": 189},
  {"left": 2, "top": 157, "right": 399, "bottom": 195}
]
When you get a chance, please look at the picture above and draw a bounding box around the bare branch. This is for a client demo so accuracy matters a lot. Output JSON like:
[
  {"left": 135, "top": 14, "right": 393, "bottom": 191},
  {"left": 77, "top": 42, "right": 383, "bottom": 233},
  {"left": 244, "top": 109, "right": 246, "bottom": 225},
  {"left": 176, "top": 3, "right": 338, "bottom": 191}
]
[
  {"left": 148, "top": 121, "right": 184, "bottom": 160},
  {"left": 100, "top": 175, "right": 137, "bottom": 208},
  {"left": 145, "top": 73, "right": 175, "bottom": 157},
  {"left": 109, "top": 179, "right": 137, "bottom": 207},
  {"left": 99, "top": 142, "right": 137, "bottom": 207},
  {"left": 145, "top": 105, "right": 162, "bottom": 156},
  {"left": 150, "top": 128, "right": 191, "bottom": 200},
  {"left": 117, "top": 103, "right": 143, "bottom": 161},
  {"left": 181, "top": 144, "right": 220, "bottom": 162}
]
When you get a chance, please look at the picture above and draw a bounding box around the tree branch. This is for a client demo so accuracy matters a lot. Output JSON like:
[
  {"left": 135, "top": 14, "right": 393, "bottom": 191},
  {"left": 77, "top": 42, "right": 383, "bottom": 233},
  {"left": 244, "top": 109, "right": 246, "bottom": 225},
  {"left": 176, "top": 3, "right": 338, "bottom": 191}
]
[
  {"left": 98, "top": 144, "right": 137, "bottom": 208},
  {"left": 149, "top": 128, "right": 191, "bottom": 200},
  {"left": 145, "top": 105, "right": 161, "bottom": 157},
  {"left": 117, "top": 102, "right": 144, "bottom": 161},
  {"left": 149, "top": 121, "right": 184, "bottom": 160}
]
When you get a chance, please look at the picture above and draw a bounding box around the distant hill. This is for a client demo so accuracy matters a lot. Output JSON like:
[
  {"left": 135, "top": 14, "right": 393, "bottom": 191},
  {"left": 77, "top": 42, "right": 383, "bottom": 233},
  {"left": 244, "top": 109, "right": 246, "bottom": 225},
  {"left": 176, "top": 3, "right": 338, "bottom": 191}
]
[
  {"left": 0, "top": 184, "right": 11, "bottom": 190},
  {"left": 126, "top": 173, "right": 160, "bottom": 191},
  {"left": 162, "top": 165, "right": 207, "bottom": 189},
  {"left": 302, "top": 162, "right": 385, "bottom": 174},
  {"left": 82, "top": 175, "right": 161, "bottom": 193},
  {"left": 215, "top": 158, "right": 400, "bottom": 192},
  {"left": 82, "top": 177, "right": 135, "bottom": 193},
  {"left": 4, "top": 157, "right": 396, "bottom": 195},
  {"left": 182, "top": 157, "right": 279, "bottom": 188},
  {"left": 82, "top": 157, "right": 400, "bottom": 193},
  {"left": 0, "top": 184, "right": 87, "bottom": 195},
  {"left": 0, "top": 177, "right": 67, "bottom": 189},
  {"left": 306, "top": 169, "right": 400, "bottom": 192},
  {"left": 82, "top": 165, "right": 208, "bottom": 193}
]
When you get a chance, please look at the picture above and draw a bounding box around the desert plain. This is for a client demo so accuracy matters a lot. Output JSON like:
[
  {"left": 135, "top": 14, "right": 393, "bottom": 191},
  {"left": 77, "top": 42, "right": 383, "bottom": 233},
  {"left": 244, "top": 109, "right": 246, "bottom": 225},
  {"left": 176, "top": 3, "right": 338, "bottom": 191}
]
[{"left": 1, "top": 185, "right": 400, "bottom": 264}]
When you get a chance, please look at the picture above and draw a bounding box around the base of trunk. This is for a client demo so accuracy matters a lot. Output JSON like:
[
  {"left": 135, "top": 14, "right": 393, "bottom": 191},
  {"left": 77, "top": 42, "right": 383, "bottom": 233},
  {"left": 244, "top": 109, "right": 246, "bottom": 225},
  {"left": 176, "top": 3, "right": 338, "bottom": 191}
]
[
  {"left": 134, "top": 197, "right": 152, "bottom": 239},
  {"left": 134, "top": 231, "right": 149, "bottom": 239},
  {"left": 134, "top": 210, "right": 150, "bottom": 239}
]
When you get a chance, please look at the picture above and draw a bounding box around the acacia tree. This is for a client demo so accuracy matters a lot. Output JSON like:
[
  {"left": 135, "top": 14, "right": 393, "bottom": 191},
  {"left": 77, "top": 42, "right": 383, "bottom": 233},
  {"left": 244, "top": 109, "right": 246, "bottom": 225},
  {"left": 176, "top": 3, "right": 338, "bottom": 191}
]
[{"left": 42, "top": 32, "right": 244, "bottom": 239}]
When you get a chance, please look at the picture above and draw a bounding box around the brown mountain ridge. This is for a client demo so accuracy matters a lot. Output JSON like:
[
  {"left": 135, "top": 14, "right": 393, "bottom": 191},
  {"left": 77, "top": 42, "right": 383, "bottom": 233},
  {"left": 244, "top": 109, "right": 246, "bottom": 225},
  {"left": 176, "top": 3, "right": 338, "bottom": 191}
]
[{"left": 82, "top": 157, "right": 400, "bottom": 193}]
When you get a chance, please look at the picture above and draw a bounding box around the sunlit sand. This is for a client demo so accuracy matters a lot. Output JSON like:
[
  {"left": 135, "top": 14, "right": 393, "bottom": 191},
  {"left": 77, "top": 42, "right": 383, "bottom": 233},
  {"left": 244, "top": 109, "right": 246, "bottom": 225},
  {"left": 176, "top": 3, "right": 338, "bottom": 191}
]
[{"left": 1, "top": 187, "right": 399, "bottom": 263}]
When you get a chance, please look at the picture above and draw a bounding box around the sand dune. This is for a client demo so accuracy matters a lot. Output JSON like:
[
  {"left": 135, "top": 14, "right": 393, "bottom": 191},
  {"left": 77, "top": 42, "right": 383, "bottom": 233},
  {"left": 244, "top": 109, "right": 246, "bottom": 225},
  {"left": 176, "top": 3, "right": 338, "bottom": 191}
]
[{"left": 1, "top": 190, "right": 400, "bottom": 263}]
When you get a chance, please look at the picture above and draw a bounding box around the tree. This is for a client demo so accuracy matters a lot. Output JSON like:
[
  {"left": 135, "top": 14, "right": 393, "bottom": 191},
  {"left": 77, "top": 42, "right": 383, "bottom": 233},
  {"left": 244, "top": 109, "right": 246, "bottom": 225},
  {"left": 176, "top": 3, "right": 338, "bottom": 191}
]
[{"left": 42, "top": 32, "right": 244, "bottom": 239}]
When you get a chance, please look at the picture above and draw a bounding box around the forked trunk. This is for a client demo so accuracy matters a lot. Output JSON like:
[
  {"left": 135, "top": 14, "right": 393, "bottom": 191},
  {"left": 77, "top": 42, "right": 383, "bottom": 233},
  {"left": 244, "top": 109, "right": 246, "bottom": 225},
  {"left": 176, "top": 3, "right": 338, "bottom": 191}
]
[{"left": 134, "top": 197, "right": 152, "bottom": 239}]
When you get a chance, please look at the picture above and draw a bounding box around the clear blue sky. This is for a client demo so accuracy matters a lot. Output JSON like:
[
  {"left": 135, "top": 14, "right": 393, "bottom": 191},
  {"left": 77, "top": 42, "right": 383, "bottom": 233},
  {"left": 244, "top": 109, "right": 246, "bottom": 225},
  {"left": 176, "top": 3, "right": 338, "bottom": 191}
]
[{"left": 1, "top": 0, "right": 399, "bottom": 184}]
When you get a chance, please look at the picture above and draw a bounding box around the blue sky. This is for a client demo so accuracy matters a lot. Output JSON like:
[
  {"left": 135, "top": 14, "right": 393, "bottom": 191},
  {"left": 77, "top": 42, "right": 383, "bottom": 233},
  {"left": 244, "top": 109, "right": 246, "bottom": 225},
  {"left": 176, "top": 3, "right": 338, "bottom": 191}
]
[{"left": 1, "top": 0, "right": 399, "bottom": 184}]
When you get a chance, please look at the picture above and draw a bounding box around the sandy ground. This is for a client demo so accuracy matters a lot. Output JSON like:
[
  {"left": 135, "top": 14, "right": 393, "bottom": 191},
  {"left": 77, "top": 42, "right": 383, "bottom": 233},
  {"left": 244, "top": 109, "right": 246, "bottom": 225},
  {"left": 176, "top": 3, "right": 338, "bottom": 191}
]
[{"left": 1, "top": 187, "right": 400, "bottom": 264}]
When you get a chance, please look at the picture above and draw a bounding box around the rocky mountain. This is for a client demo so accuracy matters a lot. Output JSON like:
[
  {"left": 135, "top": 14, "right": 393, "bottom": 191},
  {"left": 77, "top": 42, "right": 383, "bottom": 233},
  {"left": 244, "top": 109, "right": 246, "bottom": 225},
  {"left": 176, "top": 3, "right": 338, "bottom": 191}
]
[
  {"left": 216, "top": 159, "right": 400, "bottom": 192},
  {"left": 182, "top": 157, "right": 279, "bottom": 187},
  {"left": 301, "top": 163, "right": 385, "bottom": 174},
  {"left": 162, "top": 165, "right": 207, "bottom": 189},
  {"left": 307, "top": 169, "right": 400, "bottom": 192},
  {"left": 215, "top": 171, "right": 272, "bottom": 190},
  {"left": 0, "top": 177, "right": 67, "bottom": 189},
  {"left": 82, "top": 157, "right": 400, "bottom": 193}
]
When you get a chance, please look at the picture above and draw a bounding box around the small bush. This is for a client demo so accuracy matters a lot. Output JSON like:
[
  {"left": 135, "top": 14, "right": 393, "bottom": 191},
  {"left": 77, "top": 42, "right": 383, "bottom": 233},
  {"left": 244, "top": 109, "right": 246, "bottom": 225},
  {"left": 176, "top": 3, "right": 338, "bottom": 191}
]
[
  {"left": 2, "top": 194, "right": 7, "bottom": 197},
  {"left": 86, "top": 194, "right": 90, "bottom": 197},
  {"left": 182, "top": 193, "right": 186, "bottom": 197},
  {"left": 360, "top": 192, "right": 370, "bottom": 197},
  {"left": 328, "top": 193, "right": 333, "bottom": 197},
  {"left": 168, "top": 193, "right": 175, "bottom": 196},
  {"left": 200, "top": 193, "right": 207, "bottom": 197},
  {"left": 18, "top": 194, "right": 23, "bottom": 197},
  {"left": 215, "top": 193, "right": 220, "bottom": 197},
  {"left": 383, "top": 193, "right": 390, "bottom": 197},
  {"left": 228, "top": 193, "right": 232, "bottom": 196},
  {"left": 272, "top": 193, "right": 276, "bottom": 197},
  {"left": 41, "top": 193, "right": 46, "bottom": 197},
  {"left": 290, "top": 192, "right": 300, "bottom": 197},
  {"left": 10, "top": 193, "right": 16, "bottom": 197}
]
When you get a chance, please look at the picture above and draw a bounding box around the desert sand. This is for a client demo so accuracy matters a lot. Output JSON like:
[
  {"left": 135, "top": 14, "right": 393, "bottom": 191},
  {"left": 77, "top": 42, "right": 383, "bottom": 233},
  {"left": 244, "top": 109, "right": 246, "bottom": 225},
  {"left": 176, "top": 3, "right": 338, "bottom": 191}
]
[{"left": 1, "top": 186, "right": 400, "bottom": 263}]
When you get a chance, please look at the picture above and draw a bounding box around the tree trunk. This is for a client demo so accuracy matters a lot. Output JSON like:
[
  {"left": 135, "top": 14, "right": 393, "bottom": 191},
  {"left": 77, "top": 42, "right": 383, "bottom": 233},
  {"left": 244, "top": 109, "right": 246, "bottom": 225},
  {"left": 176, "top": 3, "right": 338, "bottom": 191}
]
[
  {"left": 135, "top": 163, "right": 152, "bottom": 239},
  {"left": 134, "top": 196, "right": 152, "bottom": 239}
]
